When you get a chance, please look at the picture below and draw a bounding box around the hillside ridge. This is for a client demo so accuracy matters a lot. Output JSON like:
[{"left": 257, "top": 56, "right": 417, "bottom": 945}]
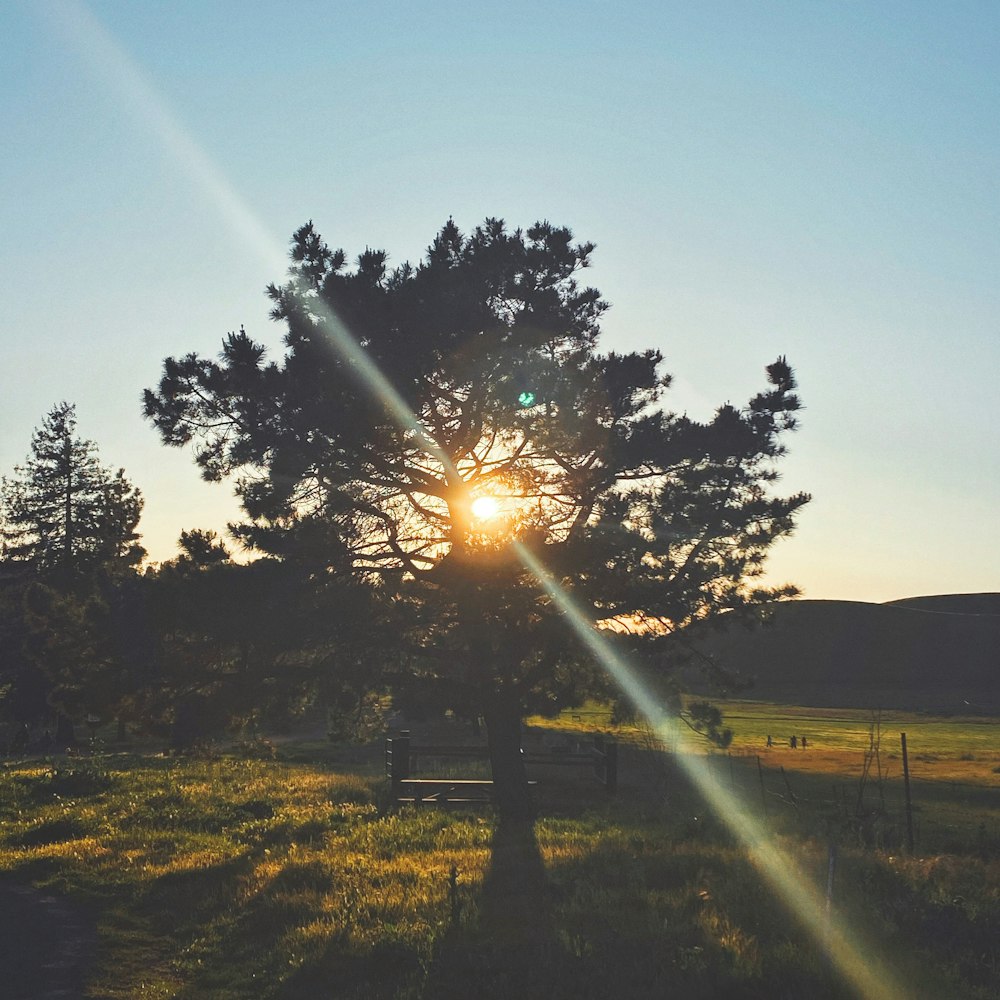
[
  {"left": 884, "top": 592, "right": 1000, "bottom": 617},
  {"left": 682, "top": 593, "right": 999, "bottom": 713}
]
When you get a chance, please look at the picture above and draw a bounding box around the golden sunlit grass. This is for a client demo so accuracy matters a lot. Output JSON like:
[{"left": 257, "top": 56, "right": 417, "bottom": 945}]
[
  {"left": 531, "top": 699, "right": 1000, "bottom": 784},
  {"left": 718, "top": 701, "right": 1000, "bottom": 784},
  {"left": 0, "top": 738, "right": 996, "bottom": 999}
]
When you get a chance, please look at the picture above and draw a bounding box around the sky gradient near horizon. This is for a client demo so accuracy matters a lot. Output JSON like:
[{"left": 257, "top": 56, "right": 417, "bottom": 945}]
[{"left": 2, "top": 1, "right": 998, "bottom": 603}]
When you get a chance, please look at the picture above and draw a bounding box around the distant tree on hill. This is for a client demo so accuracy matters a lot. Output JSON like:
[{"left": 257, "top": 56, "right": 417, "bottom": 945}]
[{"left": 144, "top": 217, "right": 808, "bottom": 818}]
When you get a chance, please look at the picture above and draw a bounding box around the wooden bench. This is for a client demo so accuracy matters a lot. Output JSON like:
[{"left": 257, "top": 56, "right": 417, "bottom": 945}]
[
  {"left": 386, "top": 731, "right": 617, "bottom": 805},
  {"left": 396, "top": 777, "right": 535, "bottom": 805}
]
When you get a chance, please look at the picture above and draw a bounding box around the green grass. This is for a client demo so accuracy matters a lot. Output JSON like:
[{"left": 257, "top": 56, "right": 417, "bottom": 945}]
[
  {"left": 532, "top": 698, "right": 1000, "bottom": 781},
  {"left": 719, "top": 701, "right": 999, "bottom": 762},
  {"left": 0, "top": 720, "right": 997, "bottom": 999}
]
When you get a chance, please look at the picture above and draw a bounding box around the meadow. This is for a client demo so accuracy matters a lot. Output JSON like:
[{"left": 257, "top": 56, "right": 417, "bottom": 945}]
[{"left": 0, "top": 704, "right": 996, "bottom": 999}]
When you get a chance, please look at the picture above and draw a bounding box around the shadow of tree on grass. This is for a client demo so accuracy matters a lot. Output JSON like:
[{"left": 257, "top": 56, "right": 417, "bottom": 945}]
[
  {"left": 273, "top": 818, "right": 562, "bottom": 1000},
  {"left": 420, "top": 818, "right": 567, "bottom": 1000}
]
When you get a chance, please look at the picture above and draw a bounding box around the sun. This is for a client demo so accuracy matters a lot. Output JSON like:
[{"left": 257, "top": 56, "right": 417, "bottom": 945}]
[{"left": 471, "top": 495, "right": 501, "bottom": 520}]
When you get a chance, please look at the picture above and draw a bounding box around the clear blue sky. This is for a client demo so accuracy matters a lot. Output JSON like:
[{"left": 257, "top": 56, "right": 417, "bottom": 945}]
[{"left": 2, "top": 0, "right": 998, "bottom": 603}]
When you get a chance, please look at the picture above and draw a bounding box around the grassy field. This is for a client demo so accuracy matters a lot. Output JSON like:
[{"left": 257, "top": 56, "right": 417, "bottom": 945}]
[
  {"left": 721, "top": 701, "right": 1000, "bottom": 782},
  {"left": 532, "top": 699, "right": 1000, "bottom": 783},
  {"left": 0, "top": 705, "right": 997, "bottom": 999}
]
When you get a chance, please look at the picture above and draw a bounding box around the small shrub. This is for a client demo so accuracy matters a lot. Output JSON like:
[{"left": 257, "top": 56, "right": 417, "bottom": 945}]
[
  {"left": 238, "top": 799, "right": 275, "bottom": 820},
  {"left": 234, "top": 738, "right": 277, "bottom": 760},
  {"left": 33, "top": 762, "right": 113, "bottom": 798}
]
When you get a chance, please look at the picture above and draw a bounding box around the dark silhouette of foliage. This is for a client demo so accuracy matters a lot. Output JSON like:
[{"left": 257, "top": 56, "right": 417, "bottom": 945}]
[
  {"left": 20, "top": 572, "right": 156, "bottom": 740},
  {"left": 145, "top": 534, "right": 387, "bottom": 748},
  {"left": 1, "top": 402, "right": 144, "bottom": 579},
  {"left": 1, "top": 404, "right": 147, "bottom": 738},
  {"left": 145, "top": 218, "right": 809, "bottom": 818},
  {"left": 176, "top": 528, "right": 231, "bottom": 567},
  {"left": 0, "top": 566, "right": 49, "bottom": 728}
]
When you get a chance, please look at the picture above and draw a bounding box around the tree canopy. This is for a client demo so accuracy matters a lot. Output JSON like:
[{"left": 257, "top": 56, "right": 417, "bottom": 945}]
[
  {"left": 1, "top": 402, "right": 144, "bottom": 579},
  {"left": 147, "top": 531, "right": 386, "bottom": 748},
  {"left": 145, "top": 217, "right": 809, "bottom": 817}
]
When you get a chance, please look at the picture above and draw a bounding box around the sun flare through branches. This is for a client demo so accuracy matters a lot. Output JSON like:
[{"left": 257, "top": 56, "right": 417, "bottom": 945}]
[{"left": 471, "top": 495, "right": 502, "bottom": 521}]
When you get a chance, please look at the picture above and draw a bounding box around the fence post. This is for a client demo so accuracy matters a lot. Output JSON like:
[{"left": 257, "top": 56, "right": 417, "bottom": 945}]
[
  {"left": 756, "top": 755, "right": 768, "bottom": 816},
  {"left": 605, "top": 739, "right": 618, "bottom": 795},
  {"left": 389, "top": 730, "right": 411, "bottom": 800},
  {"left": 825, "top": 840, "right": 837, "bottom": 944},
  {"left": 449, "top": 864, "right": 460, "bottom": 924},
  {"left": 900, "top": 732, "right": 915, "bottom": 854},
  {"left": 779, "top": 765, "right": 798, "bottom": 808}
]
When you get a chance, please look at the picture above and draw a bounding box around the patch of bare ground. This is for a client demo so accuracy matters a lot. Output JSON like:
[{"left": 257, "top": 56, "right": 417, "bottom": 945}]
[{"left": 0, "top": 881, "right": 96, "bottom": 1000}]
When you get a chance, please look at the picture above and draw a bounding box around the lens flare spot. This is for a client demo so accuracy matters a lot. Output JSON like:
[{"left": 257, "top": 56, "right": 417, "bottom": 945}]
[{"left": 471, "top": 496, "right": 501, "bottom": 520}]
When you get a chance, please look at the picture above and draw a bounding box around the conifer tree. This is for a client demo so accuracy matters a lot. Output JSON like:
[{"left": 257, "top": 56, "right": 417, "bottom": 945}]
[
  {"left": 2, "top": 404, "right": 146, "bottom": 737},
  {"left": 1, "top": 402, "right": 144, "bottom": 579},
  {"left": 145, "top": 218, "right": 809, "bottom": 819}
]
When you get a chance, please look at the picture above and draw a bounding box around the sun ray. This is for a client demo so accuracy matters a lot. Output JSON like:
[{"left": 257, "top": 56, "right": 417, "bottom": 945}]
[
  {"left": 41, "top": 0, "right": 455, "bottom": 479},
  {"left": 514, "top": 540, "right": 908, "bottom": 1000}
]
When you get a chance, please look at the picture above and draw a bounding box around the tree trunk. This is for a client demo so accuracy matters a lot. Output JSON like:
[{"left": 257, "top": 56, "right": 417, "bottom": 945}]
[
  {"left": 484, "top": 698, "right": 534, "bottom": 822},
  {"left": 54, "top": 712, "right": 76, "bottom": 749},
  {"left": 63, "top": 444, "right": 73, "bottom": 575}
]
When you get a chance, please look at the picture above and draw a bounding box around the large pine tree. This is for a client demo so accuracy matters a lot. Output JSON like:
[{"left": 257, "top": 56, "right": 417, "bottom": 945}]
[{"left": 145, "top": 218, "right": 809, "bottom": 819}]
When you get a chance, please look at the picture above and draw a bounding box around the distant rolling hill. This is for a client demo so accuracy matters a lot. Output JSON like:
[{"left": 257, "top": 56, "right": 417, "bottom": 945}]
[
  {"left": 887, "top": 593, "right": 1000, "bottom": 616},
  {"left": 681, "top": 594, "right": 999, "bottom": 713}
]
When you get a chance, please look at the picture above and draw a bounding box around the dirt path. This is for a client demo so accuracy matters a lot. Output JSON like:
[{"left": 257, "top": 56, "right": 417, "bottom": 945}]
[{"left": 0, "top": 882, "right": 96, "bottom": 1000}]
